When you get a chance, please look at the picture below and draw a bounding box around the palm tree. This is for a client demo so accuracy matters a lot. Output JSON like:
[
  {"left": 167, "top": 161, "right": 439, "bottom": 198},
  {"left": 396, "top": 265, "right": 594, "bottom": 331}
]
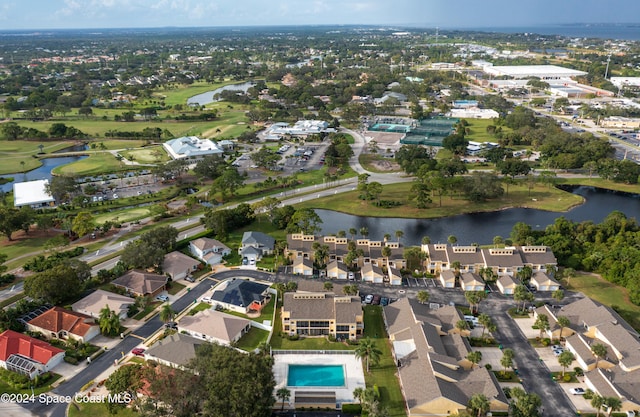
[
  {"left": 353, "top": 387, "right": 364, "bottom": 405},
  {"left": 324, "top": 281, "right": 334, "bottom": 291},
  {"left": 416, "top": 290, "right": 430, "bottom": 304},
  {"left": 534, "top": 313, "right": 550, "bottom": 339},
  {"left": 552, "top": 289, "right": 565, "bottom": 303},
  {"left": 468, "top": 393, "right": 490, "bottom": 417},
  {"left": 500, "top": 348, "right": 515, "bottom": 377},
  {"left": 562, "top": 267, "right": 576, "bottom": 287},
  {"left": 349, "top": 228, "right": 357, "bottom": 241},
  {"left": 493, "top": 235, "right": 503, "bottom": 248},
  {"left": 276, "top": 387, "right": 291, "bottom": 411},
  {"left": 355, "top": 337, "right": 382, "bottom": 373},
  {"left": 383, "top": 233, "right": 391, "bottom": 242},
  {"left": 448, "top": 234, "right": 457, "bottom": 245},
  {"left": 395, "top": 230, "right": 404, "bottom": 244},
  {"left": 381, "top": 245, "right": 392, "bottom": 268},
  {"left": 558, "top": 350, "right": 574, "bottom": 376},
  {"left": 421, "top": 236, "right": 431, "bottom": 245},
  {"left": 557, "top": 315, "right": 571, "bottom": 340},
  {"left": 337, "top": 230, "right": 346, "bottom": 238},
  {"left": 456, "top": 319, "right": 469, "bottom": 334},
  {"left": 359, "top": 227, "right": 369, "bottom": 239},
  {"left": 591, "top": 343, "right": 608, "bottom": 369},
  {"left": 159, "top": 303, "right": 175, "bottom": 323},
  {"left": 591, "top": 394, "right": 605, "bottom": 417},
  {"left": 99, "top": 305, "right": 120, "bottom": 336},
  {"left": 467, "top": 351, "right": 482, "bottom": 369},
  {"left": 604, "top": 396, "right": 621, "bottom": 417},
  {"left": 478, "top": 313, "right": 492, "bottom": 339}
]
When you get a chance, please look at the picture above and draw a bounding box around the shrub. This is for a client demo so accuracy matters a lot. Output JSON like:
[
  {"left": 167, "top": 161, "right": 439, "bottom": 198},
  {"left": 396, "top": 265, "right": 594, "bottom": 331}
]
[
  {"left": 574, "top": 367, "right": 584, "bottom": 376},
  {"left": 341, "top": 404, "right": 362, "bottom": 414},
  {"left": 485, "top": 364, "right": 492, "bottom": 370},
  {"left": 563, "top": 374, "right": 572, "bottom": 382},
  {"left": 288, "top": 334, "right": 299, "bottom": 341},
  {"left": 541, "top": 338, "right": 551, "bottom": 346},
  {"left": 64, "top": 356, "right": 79, "bottom": 365}
]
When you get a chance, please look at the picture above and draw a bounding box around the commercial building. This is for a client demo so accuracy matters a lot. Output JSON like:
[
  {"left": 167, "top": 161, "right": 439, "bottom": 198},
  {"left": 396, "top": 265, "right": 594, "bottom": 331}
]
[
  {"left": 13, "top": 179, "right": 55, "bottom": 208},
  {"left": 163, "top": 136, "right": 223, "bottom": 160}
]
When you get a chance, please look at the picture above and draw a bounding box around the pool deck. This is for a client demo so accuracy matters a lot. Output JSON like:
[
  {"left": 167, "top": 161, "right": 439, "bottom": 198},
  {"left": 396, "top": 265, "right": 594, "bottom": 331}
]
[{"left": 273, "top": 353, "right": 366, "bottom": 406}]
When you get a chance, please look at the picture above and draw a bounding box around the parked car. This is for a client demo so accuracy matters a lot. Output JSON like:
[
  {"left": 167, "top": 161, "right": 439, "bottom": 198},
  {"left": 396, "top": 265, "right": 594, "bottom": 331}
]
[
  {"left": 201, "top": 296, "right": 212, "bottom": 303},
  {"left": 553, "top": 348, "right": 564, "bottom": 356},
  {"left": 132, "top": 348, "right": 145, "bottom": 357},
  {"left": 185, "top": 276, "right": 195, "bottom": 283},
  {"left": 348, "top": 272, "right": 355, "bottom": 280},
  {"left": 570, "top": 388, "right": 586, "bottom": 395},
  {"left": 380, "top": 297, "right": 389, "bottom": 306},
  {"left": 164, "top": 321, "right": 178, "bottom": 330},
  {"left": 364, "top": 294, "right": 374, "bottom": 304},
  {"left": 372, "top": 295, "right": 381, "bottom": 305},
  {"left": 155, "top": 294, "right": 169, "bottom": 302}
]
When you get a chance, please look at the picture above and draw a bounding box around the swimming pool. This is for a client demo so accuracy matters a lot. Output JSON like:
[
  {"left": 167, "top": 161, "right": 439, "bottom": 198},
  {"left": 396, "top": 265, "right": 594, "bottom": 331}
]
[{"left": 287, "top": 364, "right": 345, "bottom": 387}]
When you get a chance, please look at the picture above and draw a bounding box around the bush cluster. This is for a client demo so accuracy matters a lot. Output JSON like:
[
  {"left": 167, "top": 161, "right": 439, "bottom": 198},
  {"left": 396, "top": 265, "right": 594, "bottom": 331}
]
[{"left": 23, "top": 247, "right": 84, "bottom": 272}]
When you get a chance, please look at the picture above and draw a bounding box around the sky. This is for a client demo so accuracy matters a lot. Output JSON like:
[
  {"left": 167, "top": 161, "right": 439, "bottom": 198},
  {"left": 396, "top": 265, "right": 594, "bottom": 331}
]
[{"left": 0, "top": 0, "right": 639, "bottom": 30}]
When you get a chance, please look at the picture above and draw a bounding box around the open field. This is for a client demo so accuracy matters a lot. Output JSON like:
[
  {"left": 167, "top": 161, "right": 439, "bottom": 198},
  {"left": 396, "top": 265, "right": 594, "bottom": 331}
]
[
  {"left": 463, "top": 118, "right": 511, "bottom": 143},
  {"left": 567, "top": 272, "right": 640, "bottom": 331},
  {"left": 52, "top": 152, "right": 126, "bottom": 176},
  {"left": 153, "top": 80, "right": 231, "bottom": 106},
  {"left": 119, "top": 145, "right": 169, "bottom": 163},
  {"left": 297, "top": 181, "right": 584, "bottom": 219}
]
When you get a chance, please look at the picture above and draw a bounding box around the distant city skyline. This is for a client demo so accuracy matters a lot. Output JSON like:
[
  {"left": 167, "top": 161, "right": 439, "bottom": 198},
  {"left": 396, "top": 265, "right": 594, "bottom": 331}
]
[{"left": 0, "top": 0, "right": 639, "bottom": 31}]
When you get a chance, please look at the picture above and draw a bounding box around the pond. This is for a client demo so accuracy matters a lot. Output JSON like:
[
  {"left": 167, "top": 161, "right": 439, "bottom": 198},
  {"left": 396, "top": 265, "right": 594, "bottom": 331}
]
[
  {"left": 315, "top": 186, "right": 640, "bottom": 246},
  {"left": 0, "top": 155, "right": 88, "bottom": 193},
  {"left": 187, "top": 81, "right": 256, "bottom": 106}
]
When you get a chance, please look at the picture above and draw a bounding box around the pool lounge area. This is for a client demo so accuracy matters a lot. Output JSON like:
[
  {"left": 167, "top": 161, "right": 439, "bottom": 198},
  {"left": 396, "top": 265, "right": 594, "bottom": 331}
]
[{"left": 273, "top": 351, "right": 366, "bottom": 410}]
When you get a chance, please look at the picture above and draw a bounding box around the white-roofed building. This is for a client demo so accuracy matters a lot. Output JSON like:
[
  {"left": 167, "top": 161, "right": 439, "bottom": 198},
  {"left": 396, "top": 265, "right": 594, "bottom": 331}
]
[
  {"left": 163, "top": 136, "right": 223, "bottom": 160},
  {"left": 13, "top": 179, "right": 55, "bottom": 208},
  {"left": 483, "top": 65, "right": 587, "bottom": 80}
]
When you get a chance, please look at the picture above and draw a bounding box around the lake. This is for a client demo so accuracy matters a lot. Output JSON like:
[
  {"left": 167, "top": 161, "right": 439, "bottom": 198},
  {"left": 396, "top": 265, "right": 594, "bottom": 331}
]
[
  {"left": 0, "top": 155, "right": 88, "bottom": 193},
  {"left": 187, "top": 81, "right": 255, "bottom": 106},
  {"left": 315, "top": 186, "right": 640, "bottom": 246}
]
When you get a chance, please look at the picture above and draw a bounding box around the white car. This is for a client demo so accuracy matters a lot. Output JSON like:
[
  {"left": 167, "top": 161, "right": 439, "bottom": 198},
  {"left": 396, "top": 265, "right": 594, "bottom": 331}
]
[
  {"left": 201, "top": 296, "right": 212, "bottom": 303},
  {"left": 155, "top": 294, "right": 169, "bottom": 302},
  {"left": 569, "top": 388, "right": 586, "bottom": 395},
  {"left": 364, "top": 295, "right": 374, "bottom": 304},
  {"left": 348, "top": 272, "right": 355, "bottom": 280}
]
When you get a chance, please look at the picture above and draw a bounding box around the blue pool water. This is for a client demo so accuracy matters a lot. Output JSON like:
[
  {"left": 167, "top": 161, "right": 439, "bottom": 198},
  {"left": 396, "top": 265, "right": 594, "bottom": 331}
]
[{"left": 287, "top": 365, "right": 345, "bottom": 387}]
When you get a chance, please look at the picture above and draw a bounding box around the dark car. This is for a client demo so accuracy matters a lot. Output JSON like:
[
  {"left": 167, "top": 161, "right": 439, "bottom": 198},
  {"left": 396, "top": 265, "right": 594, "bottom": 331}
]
[
  {"left": 164, "top": 321, "right": 178, "bottom": 330},
  {"left": 372, "top": 295, "right": 381, "bottom": 305},
  {"left": 380, "top": 297, "right": 389, "bottom": 306}
]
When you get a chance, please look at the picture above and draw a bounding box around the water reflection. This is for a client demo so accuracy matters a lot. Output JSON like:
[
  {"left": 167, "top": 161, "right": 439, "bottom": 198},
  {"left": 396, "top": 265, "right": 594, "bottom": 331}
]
[{"left": 316, "top": 186, "right": 640, "bottom": 246}]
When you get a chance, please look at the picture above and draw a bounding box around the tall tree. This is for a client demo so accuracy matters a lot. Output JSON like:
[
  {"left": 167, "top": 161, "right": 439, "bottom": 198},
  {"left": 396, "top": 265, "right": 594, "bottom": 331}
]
[
  {"left": 71, "top": 211, "right": 95, "bottom": 237},
  {"left": 105, "top": 363, "right": 143, "bottom": 413},
  {"left": 591, "top": 343, "right": 608, "bottom": 369},
  {"left": 558, "top": 350, "right": 574, "bottom": 376},
  {"left": 276, "top": 387, "right": 291, "bottom": 411},
  {"left": 603, "top": 397, "right": 621, "bottom": 417},
  {"left": 509, "top": 387, "right": 541, "bottom": 417},
  {"left": 478, "top": 313, "right": 492, "bottom": 340},
  {"left": 417, "top": 290, "right": 430, "bottom": 304},
  {"left": 466, "top": 351, "right": 482, "bottom": 369},
  {"left": 500, "top": 348, "right": 515, "bottom": 377},
  {"left": 552, "top": 289, "right": 565, "bottom": 303},
  {"left": 534, "top": 314, "right": 550, "bottom": 339},
  {"left": 557, "top": 315, "right": 571, "bottom": 340},
  {"left": 355, "top": 337, "right": 382, "bottom": 373},
  {"left": 159, "top": 303, "right": 175, "bottom": 323},
  {"left": 468, "top": 393, "right": 490, "bottom": 417}
]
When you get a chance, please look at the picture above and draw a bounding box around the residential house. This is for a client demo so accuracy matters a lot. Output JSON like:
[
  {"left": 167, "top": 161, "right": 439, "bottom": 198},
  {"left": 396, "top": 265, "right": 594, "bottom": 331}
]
[
  {"left": 519, "top": 246, "right": 558, "bottom": 272},
  {"left": 72, "top": 289, "right": 134, "bottom": 320},
  {"left": 144, "top": 333, "right": 205, "bottom": 369},
  {"left": 111, "top": 270, "right": 168, "bottom": 298},
  {"left": 189, "top": 237, "right": 231, "bottom": 265},
  {"left": 292, "top": 257, "right": 314, "bottom": 276},
  {"left": 439, "top": 270, "right": 456, "bottom": 288},
  {"left": 326, "top": 260, "right": 348, "bottom": 280},
  {"left": 496, "top": 274, "right": 518, "bottom": 295},
  {"left": 162, "top": 251, "right": 200, "bottom": 281},
  {"left": 446, "top": 246, "right": 485, "bottom": 273},
  {"left": 564, "top": 333, "right": 616, "bottom": 372},
  {"left": 281, "top": 291, "right": 363, "bottom": 341},
  {"left": 239, "top": 231, "right": 275, "bottom": 263},
  {"left": 423, "top": 244, "right": 450, "bottom": 274},
  {"left": 388, "top": 267, "right": 403, "bottom": 286},
  {"left": 0, "top": 330, "right": 65, "bottom": 379},
  {"left": 481, "top": 247, "right": 524, "bottom": 276},
  {"left": 26, "top": 307, "right": 100, "bottom": 343},
  {"left": 178, "top": 309, "right": 250, "bottom": 346},
  {"left": 384, "top": 298, "right": 508, "bottom": 416},
  {"left": 530, "top": 271, "right": 560, "bottom": 291},
  {"left": 211, "top": 279, "right": 270, "bottom": 314},
  {"left": 296, "top": 280, "right": 352, "bottom": 297},
  {"left": 460, "top": 272, "right": 485, "bottom": 291},
  {"left": 361, "top": 263, "right": 385, "bottom": 284}
]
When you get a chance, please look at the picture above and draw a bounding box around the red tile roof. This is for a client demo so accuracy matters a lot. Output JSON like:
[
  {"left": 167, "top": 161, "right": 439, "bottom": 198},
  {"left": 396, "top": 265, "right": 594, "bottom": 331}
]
[
  {"left": 27, "top": 306, "right": 96, "bottom": 337},
  {"left": 0, "top": 330, "right": 64, "bottom": 365}
]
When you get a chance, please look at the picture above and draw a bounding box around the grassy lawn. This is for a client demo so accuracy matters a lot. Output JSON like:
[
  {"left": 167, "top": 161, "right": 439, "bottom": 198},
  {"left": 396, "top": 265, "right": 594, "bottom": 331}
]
[
  {"left": 154, "top": 80, "right": 231, "bottom": 106},
  {"left": 167, "top": 282, "right": 186, "bottom": 295},
  {"left": 52, "top": 152, "right": 128, "bottom": 176},
  {"left": 68, "top": 401, "right": 139, "bottom": 417},
  {"left": 236, "top": 327, "right": 269, "bottom": 352},
  {"left": 0, "top": 140, "right": 76, "bottom": 174},
  {"left": 558, "top": 177, "right": 640, "bottom": 194},
  {"left": 297, "top": 181, "right": 584, "bottom": 219},
  {"left": 362, "top": 305, "right": 406, "bottom": 417},
  {"left": 92, "top": 207, "right": 156, "bottom": 225},
  {"left": 0, "top": 235, "right": 60, "bottom": 270},
  {"left": 566, "top": 272, "right": 640, "bottom": 331},
  {"left": 257, "top": 296, "right": 276, "bottom": 322},
  {"left": 0, "top": 372, "right": 63, "bottom": 395},
  {"left": 188, "top": 302, "right": 213, "bottom": 315},
  {"left": 120, "top": 146, "right": 169, "bottom": 163},
  {"left": 464, "top": 118, "right": 512, "bottom": 143}
]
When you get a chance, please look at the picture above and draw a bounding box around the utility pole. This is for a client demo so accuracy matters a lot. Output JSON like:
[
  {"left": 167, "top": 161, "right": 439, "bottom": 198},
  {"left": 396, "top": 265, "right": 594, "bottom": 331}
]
[{"left": 604, "top": 53, "right": 612, "bottom": 79}]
